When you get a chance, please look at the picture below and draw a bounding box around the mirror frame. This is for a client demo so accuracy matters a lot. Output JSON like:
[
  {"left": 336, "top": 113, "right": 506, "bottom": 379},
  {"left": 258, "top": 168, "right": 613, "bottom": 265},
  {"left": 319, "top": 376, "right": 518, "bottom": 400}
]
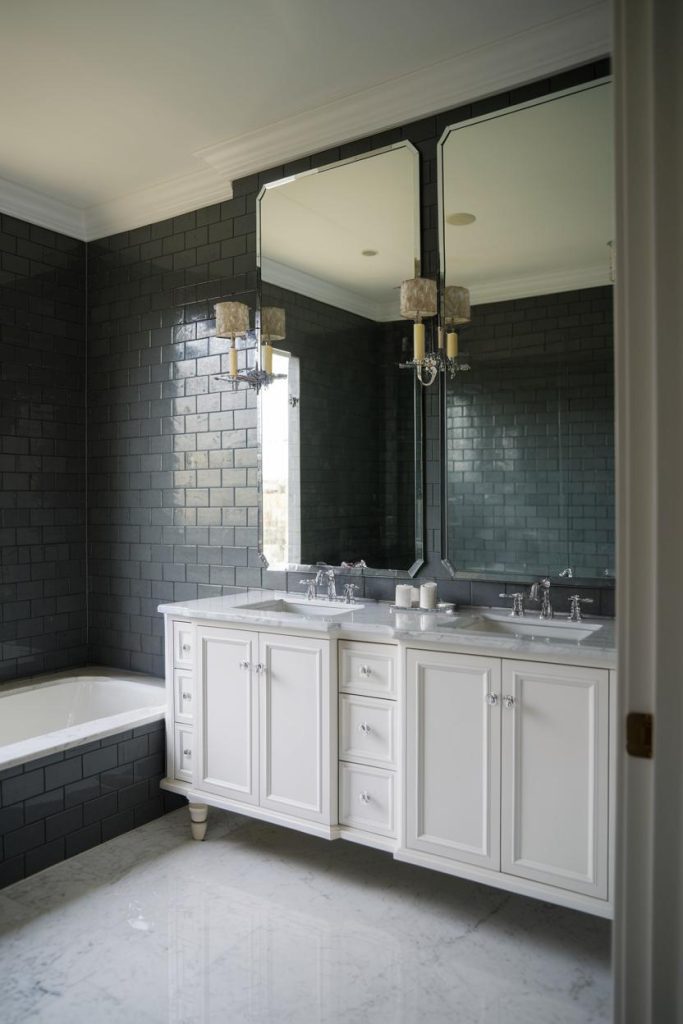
[
  {"left": 437, "top": 79, "right": 615, "bottom": 588},
  {"left": 256, "top": 141, "right": 425, "bottom": 578}
]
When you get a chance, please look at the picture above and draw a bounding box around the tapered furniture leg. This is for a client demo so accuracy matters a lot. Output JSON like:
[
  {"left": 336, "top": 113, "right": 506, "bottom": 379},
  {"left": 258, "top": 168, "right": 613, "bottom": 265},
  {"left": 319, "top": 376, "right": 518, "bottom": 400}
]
[{"left": 188, "top": 803, "right": 208, "bottom": 841}]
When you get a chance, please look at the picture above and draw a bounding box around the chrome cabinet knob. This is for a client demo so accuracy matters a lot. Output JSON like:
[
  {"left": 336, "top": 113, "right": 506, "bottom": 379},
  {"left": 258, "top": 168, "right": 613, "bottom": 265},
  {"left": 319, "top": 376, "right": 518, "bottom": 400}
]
[
  {"left": 358, "top": 722, "right": 371, "bottom": 735},
  {"left": 359, "top": 665, "right": 372, "bottom": 677},
  {"left": 181, "top": 691, "right": 192, "bottom": 700},
  {"left": 183, "top": 748, "right": 192, "bottom": 757},
  {"left": 359, "top": 791, "right": 371, "bottom": 804},
  {"left": 255, "top": 663, "right": 265, "bottom": 674},
  {"left": 503, "top": 695, "right": 515, "bottom": 709},
  {"left": 182, "top": 643, "right": 191, "bottom": 652},
  {"left": 239, "top": 660, "right": 250, "bottom": 670},
  {"left": 485, "top": 693, "right": 498, "bottom": 706}
]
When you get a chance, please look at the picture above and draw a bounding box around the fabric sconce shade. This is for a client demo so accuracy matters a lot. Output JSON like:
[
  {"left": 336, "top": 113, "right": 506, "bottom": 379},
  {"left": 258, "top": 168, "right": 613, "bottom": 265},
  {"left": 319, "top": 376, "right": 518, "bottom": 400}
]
[
  {"left": 215, "top": 301, "right": 250, "bottom": 339},
  {"left": 444, "top": 285, "right": 470, "bottom": 326},
  {"left": 260, "top": 306, "right": 286, "bottom": 343}
]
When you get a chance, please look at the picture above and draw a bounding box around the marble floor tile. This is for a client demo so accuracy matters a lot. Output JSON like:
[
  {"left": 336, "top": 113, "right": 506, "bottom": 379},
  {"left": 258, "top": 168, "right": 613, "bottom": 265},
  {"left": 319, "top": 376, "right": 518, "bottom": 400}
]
[{"left": 0, "top": 808, "right": 611, "bottom": 1023}]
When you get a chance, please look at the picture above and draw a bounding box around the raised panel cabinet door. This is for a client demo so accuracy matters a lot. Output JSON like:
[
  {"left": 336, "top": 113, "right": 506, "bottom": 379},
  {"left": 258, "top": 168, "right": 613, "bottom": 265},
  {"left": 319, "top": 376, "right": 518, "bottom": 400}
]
[
  {"left": 500, "top": 660, "right": 609, "bottom": 899},
  {"left": 405, "top": 649, "right": 501, "bottom": 870},
  {"left": 195, "top": 626, "right": 258, "bottom": 804},
  {"left": 259, "top": 633, "right": 332, "bottom": 823}
]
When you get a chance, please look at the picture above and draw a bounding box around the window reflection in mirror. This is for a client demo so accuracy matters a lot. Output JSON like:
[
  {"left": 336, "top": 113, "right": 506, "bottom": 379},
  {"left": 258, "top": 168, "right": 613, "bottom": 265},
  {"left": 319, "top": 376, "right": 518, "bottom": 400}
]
[
  {"left": 439, "top": 80, "right": 615, "bottom": 583},
  {"left": 257, "top": 143, "right": 424, "bottom": 574}
]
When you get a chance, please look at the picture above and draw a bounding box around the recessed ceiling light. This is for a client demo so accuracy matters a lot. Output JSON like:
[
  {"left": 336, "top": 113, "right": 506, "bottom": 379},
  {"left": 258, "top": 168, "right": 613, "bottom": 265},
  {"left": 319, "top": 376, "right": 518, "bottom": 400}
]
[
  {"left": 446, "top": 212, "right": 476, "bottom": 226},
  {"left": 362, "top": 249, "right": 378, "bottom": 256}
]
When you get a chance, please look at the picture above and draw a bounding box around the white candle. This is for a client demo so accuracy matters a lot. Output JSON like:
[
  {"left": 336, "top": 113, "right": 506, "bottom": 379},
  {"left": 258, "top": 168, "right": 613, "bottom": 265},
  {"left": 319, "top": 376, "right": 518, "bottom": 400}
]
[
  {"left": 413, "top": 322, "right": 425, "bottom": 363},
  {"left": 229, "top": 346, "right": 238, "bottom": 377},
  {"left": 420, "top": 582, "right": 438, "bottom": 609},
  {"left": 447, "top": 331, "right": 458, "bottom": 358},
  {"left": 262, "top": 343, "right": 273, "bottom": 375},
  {"left": 395, "top": 584, "right": 412, "bottom": 608}
]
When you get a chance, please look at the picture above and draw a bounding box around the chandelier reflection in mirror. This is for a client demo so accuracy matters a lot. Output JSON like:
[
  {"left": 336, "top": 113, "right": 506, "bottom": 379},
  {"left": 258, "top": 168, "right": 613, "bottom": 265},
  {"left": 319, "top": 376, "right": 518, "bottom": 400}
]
[
  {"left": 398, "top": 278, "right": 471, "bottom": 386},
  {"left": 213, "top": 301, "right": 287, "bottom": 393}
]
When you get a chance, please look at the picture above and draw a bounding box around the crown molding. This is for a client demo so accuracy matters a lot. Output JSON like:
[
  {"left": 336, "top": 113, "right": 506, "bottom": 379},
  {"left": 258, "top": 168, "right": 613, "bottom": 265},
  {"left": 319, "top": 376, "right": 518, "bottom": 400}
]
[
  {"left": 470, "top": 264, "right": 611, "bottom": 305},
  {"left": 262, "top": 258, "right": 404, "bottom": 322},
  {"left": 85, "top": 167, "right": 232, "bottom": 241},
  {"left": 197, "top": 5, "right": 610, "bottom": 183},
  {"left": 0, "top": 174, "right": 85, "bottom": 240}
]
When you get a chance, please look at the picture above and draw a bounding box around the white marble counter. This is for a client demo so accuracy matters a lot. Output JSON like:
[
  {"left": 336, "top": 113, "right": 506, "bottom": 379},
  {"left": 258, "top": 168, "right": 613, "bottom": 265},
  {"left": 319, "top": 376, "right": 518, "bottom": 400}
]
[{"left": 159, "top": 590, "right": 616, "bottom": 669}]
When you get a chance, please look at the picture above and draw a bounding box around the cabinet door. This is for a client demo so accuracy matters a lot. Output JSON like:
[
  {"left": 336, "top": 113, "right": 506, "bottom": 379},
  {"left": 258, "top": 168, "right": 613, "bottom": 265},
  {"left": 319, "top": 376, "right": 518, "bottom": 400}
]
[
  {"left": 501, "top": 660, "right": 609, "bottom": 899},
  {"left": 406, "top": 650, "right": 501, "bottom": 871},
  {"left": 259, "top": 633, "right": 332, "bottom": 823},
  {"left": 195, "top": 626, "right": 259, "bottom": 804}
]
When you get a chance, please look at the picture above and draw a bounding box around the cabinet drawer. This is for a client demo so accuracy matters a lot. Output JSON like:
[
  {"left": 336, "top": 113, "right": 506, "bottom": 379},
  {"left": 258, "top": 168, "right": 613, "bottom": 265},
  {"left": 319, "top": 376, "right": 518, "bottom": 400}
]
[
  {"left": 339, "top": 694, "right": 396, "bottom": 768},
  {"left": 174, "top": 669, "right": 194, "bottom": 724},
  {"left": 339, "top": 641, "right": 396, "bottom": 699},
  {"left": 174, "top": 724, "right": 194, "bottom": 783},
  {"left": 173, "top": 621, "right": 194, "bottom": 668},
  {"left": 339, "top": 763, "right": 396, "bottom": 837}
]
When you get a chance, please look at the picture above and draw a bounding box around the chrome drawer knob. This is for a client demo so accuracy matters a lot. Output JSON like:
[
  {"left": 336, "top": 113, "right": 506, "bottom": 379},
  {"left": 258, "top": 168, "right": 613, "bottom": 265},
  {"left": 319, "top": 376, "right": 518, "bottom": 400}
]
[
  {"left": 359, "top": 791, "right": 371, "bottom": 804},
  {"left": 503, "top": 695, "right": 515, "bottom": 709},
  {"left": 239, "top": 660, "right": 250, "bottom": 670},
  {"left": 359, "top": 665, "right": 372, "bottom": 677},
  {"left": 358, "top": 722, "right": 371, "bottom": 735},
  {"left": 485, "top": 693, "right": 498, "bottom": 706},
  {"left": 181, "top": 692, "right": 192, "bottom": 700},
  {"left": 183, "top": 748, "right": 192, "bottom": 757},
  {"left": 182, "top": 644, "right": 191, "bottom": 653}
]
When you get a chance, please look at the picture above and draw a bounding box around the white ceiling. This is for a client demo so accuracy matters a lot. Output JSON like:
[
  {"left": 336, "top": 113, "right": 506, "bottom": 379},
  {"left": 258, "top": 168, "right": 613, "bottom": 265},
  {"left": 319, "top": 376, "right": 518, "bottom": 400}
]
[
  {"left": 0, "top": 0, "right": 610, "bottom": 240},
  {"left": 442, "top": 81, "right": 614, "bottom": 303}
]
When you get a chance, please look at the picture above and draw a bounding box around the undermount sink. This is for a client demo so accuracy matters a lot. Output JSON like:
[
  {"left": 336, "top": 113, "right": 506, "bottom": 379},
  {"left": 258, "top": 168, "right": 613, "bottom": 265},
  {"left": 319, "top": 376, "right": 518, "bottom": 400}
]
[
  {"left": 233, "top": 598, "right": 360, "bottom": 619},
  {"left": 456, "top": 611, "right": 603, "bottom": 644}
]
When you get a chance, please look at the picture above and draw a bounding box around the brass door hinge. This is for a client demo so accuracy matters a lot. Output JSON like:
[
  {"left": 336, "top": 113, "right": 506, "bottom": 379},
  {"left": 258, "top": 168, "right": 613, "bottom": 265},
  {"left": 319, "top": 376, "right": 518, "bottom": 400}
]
[{"left": 626, "top": 712, "right": 653, "bottom": 758}]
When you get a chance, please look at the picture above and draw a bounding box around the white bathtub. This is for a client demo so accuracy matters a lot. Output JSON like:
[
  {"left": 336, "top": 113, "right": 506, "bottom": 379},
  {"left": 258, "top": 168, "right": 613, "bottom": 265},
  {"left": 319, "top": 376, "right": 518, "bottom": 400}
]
[{"left": 0, "top": 668, "right": 166, "bottom": 772}]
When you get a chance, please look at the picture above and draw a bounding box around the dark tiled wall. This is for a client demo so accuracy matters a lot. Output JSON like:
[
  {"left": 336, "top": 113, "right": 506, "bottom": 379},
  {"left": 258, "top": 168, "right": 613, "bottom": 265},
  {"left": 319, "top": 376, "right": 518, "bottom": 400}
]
[
  {"left": 0, "top": 216, "right": 87, "bottom": 683},
  {"left": 85, "top": 58, "right": 613, "bottom": 675},
  {"left": 87, "top": 205, "right": 259, "bottom": 675},
  {"left": 0, "top": 719, "right": 182, "bottom": 889},
  {"left": 446, "top": 287, "right": 614, "bottom": 577}
]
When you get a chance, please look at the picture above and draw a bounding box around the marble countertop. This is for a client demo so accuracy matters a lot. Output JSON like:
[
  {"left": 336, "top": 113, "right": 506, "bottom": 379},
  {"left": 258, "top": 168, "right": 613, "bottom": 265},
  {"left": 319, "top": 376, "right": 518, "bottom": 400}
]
[{"left": 159, "top": 590, "right": 616, "bottom": 668}]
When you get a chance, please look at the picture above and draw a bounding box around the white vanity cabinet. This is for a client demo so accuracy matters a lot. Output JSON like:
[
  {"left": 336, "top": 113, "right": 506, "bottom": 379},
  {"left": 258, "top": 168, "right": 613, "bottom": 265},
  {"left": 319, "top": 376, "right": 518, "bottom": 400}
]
[
  {"left": 194, "top": 624, "right": 335, "bottom": 827},
  {"left": 404, "top": 648, "right": 611, "bottom": 910}
]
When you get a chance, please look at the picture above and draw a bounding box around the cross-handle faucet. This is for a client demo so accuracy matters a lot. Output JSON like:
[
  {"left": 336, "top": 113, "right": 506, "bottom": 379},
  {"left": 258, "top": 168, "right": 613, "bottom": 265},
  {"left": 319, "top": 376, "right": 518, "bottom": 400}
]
[
  {"left": 325, "top": 568, "right": 337, "bottom": 601},
  {"left": 343, "top": 583, "right": 359, "bottom": 605},
  {"left": 529, "top": 577, "right": 553, "bottom": 619},
  {"left": 499, "top": 592, "right": 525, "bottom": 617},
  {"left": 568, "top": 594, "right": 594, "bottom": 622},
  {"left": 299, "top": 578, "right": 318, "bottom": 600}
]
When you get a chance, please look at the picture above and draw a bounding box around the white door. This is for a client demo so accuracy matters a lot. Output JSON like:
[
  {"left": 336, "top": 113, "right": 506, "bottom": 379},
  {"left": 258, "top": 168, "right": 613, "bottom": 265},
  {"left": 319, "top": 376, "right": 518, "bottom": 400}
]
[
  {"left": 259, "top": 633, "right": 332, "bottom": 823},
  {"left": 405, "top": 649, "right": 501, "bottom": 871},
  {"left": 501, "top": 660, "right": 609, "bottom": 899},
  {"left": 195, "top": 625, "right": 259, "bottom": 804}
]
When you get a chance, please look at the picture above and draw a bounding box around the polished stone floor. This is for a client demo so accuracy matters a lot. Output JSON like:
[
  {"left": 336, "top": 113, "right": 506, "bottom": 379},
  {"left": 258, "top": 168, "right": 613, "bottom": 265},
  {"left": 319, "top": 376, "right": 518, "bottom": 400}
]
[{"left": 0, "top": 808, "right": 611, "bottom": 1023}]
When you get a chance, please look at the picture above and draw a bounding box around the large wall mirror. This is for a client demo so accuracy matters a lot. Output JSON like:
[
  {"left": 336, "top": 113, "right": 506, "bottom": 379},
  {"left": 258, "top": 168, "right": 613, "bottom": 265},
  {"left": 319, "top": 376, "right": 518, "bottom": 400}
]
[
  {"left": 257, "top": 142, "right": 424, "bottom": 575},
  {"left": 439, "top": 80, "right": 615, "bottom": 583}
]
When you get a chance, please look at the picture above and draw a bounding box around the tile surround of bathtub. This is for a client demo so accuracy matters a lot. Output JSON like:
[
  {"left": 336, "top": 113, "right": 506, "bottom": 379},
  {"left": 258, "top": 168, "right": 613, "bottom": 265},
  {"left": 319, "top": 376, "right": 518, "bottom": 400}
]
[
  {"left": 0, "top": 216, "right": 87, "bottom": 683},
  {"left": 0, "top": 718, "right": 181, "bottom": 889}
]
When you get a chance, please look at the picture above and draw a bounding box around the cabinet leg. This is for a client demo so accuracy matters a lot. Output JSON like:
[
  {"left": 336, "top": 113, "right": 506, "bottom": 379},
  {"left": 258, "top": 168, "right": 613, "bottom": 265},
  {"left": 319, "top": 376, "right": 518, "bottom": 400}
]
[{"left": 188, "top": 803, "right": 208, "bottom": 841}]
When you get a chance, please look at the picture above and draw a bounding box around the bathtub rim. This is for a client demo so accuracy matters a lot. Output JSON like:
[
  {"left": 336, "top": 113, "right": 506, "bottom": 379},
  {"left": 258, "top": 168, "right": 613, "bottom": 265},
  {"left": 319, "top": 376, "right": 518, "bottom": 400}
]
[{"left": 0, "top": 666, "right": 166, "bottom": 773}]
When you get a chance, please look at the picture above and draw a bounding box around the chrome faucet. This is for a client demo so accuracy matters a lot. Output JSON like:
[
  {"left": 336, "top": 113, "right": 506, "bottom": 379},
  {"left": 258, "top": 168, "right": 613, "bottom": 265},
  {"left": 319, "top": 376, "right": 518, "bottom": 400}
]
[
  {"left": 326, "top": 568, "right": 337, "bottom": 601},
  {"left": 299, "top": 577, "right": 318, "bottom": 600},
  {"left": 568, "top": 594, "right": 594, "bottom": 622},
  {"left": 529, "top": 577, "right": 553, "bottom": 619},
  {"left": 343, "top": 583, "right": 359, "bottom": 604},
  {"left": 499, "top": 592, "right": 525, "bottom": 616}
]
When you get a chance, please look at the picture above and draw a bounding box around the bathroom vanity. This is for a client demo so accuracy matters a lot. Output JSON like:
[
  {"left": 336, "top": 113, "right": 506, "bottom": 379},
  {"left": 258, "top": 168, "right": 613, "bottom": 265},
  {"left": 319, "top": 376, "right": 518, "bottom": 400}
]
[{"left": 159, "top": 593, "right": 616, "bottom": 919}]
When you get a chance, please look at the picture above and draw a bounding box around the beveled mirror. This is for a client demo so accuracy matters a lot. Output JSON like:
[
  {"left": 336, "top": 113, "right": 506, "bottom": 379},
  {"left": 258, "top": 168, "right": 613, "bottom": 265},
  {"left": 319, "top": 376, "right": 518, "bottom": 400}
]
[
  {"left": 257, "top": 142, "right": 424, "bottom": 574},
  {"left": 439, "top": 80, "right": 615, "bottom": 584}
]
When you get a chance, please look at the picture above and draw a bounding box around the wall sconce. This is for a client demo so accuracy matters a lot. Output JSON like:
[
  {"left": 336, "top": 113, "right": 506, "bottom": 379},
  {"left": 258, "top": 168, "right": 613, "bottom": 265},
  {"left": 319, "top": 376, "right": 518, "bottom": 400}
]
[
  {"left": 398, "top": 277, "right": 438, "bottom": 386},
  {"left": 213, "top": 301, "right": 285, "bottom": 393},
  {"left": 398, "top": 279, "right": 471, "bottom": 385}
]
